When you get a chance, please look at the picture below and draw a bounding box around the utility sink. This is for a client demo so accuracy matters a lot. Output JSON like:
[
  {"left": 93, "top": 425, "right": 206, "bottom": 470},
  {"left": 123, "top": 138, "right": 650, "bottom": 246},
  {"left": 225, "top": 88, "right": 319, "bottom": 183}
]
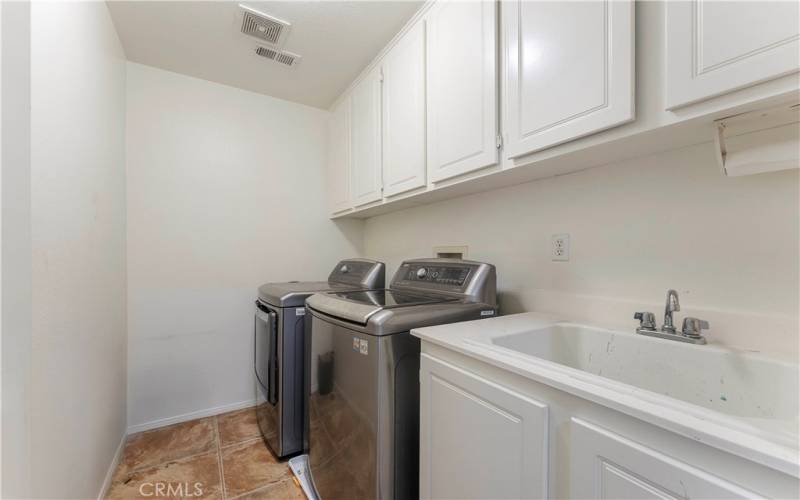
[
  {"left": 491, "top": 323, "right": 798, "bottom": 423},
  {"left": 414, "top": 313, "right": 799, "bottom": 480}
]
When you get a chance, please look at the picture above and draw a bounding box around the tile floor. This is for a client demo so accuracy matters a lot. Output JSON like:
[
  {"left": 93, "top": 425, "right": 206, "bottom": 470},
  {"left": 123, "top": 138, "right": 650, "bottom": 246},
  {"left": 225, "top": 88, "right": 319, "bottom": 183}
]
[{"left": 106, "top": 407, "right": 304, "bottom": 500}]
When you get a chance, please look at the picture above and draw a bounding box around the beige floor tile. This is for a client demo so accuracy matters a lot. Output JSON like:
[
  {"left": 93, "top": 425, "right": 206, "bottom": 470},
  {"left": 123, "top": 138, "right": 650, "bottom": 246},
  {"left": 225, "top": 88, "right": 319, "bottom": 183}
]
[
  {"left": 231, "top": 478, "right": 305, "bottom": 500},
  {"left": 221, "top": 439, "right": 291, "bottom": 498},
  {"left": 217, "top": 407, "right": 261, "bottom": 446},
  {"left": 106, "top": 451, "right": 222, "bottom": 500},
  {"left": 119, "top": 418, "right": 217, "bottom": 475}
]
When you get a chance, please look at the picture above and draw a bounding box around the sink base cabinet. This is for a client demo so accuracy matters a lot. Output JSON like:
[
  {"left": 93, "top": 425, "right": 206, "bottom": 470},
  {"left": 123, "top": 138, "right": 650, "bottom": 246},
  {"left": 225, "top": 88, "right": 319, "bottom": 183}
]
[
  {"left": 420, "top": 354, "right": 548, "bottom": 499},
  {"left": 419, "top": 345, "right": 799, "bottom": 500},
  {"left": 571, "top": 418, "right": 757, "bottom": 499}
]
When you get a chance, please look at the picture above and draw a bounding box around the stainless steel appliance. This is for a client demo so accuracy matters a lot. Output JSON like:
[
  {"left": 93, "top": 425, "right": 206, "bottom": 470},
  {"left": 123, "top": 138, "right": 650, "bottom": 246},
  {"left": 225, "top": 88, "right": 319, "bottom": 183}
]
[
  {"left": 254, "top": 259, "right": 385, "bottom": 458},
  {"left": 293, "top": 258, "right": 497, "bottom": 499}
]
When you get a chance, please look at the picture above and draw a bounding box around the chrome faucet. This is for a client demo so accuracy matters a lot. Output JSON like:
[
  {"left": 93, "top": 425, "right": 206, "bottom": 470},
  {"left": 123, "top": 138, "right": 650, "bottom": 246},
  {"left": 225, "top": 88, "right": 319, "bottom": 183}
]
[
  {"left": 634, "top": 289, "right": 708, "bottom": 344},
  {"left": 662, "top": 289, "right": 680, "bottom": 334}
]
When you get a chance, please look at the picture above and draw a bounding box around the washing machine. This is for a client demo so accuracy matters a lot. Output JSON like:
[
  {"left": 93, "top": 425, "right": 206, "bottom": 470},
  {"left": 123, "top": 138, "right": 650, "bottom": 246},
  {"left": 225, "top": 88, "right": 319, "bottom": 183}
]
[{"left": 290, "top": 258, "right": 497, "bottom": 499}]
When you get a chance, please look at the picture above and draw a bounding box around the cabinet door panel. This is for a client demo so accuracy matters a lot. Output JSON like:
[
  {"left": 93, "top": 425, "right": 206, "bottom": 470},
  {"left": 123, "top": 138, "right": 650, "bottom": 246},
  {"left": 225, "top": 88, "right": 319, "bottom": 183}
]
[
  {"left": 570, "top": 418, "right": 757, "bottom": 499},
  {"left": 382, "top": 21, "right": 426, "bottom": 197},
  {"left": 427, "top": 0, "right": 498, "bottom": 183},
  {"left": 327, "top": 97, "right": 351, "bottom": 215},
  {"left": 504, "top": 0, "right": 634, "bottom": 158},
  {"left": 420, "top": 354, "right": 548, "bottom": 500},
  {"left": 666, "top": 0, "right": 800, "bottom": 109},
  {"left": 350, "top": 67, "right": 382, "bottom": 206}
]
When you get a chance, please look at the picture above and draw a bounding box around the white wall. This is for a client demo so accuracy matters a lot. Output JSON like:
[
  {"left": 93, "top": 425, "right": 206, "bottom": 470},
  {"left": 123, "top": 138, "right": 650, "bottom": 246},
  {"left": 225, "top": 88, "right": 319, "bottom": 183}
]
[
  {"left": 126, "top": 63, "right": 363, "bottom": 431},
  {"left": 1, "top": 2, "right": 33, "bottom": 497},
  {"left": 26, "top": 1, "right": 128, "bottom": 498},
  {"left": 364, "top": 143, "right": 799, "bottom": 358}
]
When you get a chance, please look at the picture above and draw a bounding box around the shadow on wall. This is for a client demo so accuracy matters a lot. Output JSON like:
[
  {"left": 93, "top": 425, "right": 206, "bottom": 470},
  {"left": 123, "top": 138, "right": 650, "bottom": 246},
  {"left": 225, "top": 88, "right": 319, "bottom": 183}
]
[
  {"left": 497, "top": 291, "right": 526, "bottom": 315},
  {"left": 332, "top": 219, "right": 366, "bottom": 256}
]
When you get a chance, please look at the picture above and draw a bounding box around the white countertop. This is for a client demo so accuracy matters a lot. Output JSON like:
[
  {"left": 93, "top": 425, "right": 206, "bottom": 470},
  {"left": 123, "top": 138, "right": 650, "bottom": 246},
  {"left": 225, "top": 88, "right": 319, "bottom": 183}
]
[{"left": 412, "top": 312, "right": 800, "bottom": 478}]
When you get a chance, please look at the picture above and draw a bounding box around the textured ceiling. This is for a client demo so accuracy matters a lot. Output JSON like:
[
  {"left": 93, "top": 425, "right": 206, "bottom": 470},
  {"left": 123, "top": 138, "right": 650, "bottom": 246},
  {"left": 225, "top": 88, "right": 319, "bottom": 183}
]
[{"left": 107, "top": 1, "right": 423, "bottom": 108}]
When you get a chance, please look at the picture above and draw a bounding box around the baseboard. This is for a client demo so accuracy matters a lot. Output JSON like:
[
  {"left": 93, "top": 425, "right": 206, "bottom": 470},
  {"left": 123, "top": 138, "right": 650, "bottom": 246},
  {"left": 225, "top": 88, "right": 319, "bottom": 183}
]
[
  {"left": 126, "top": 399, "right": 257, "bottom": 435},
  {"left": 97, "top": 432, "right": 126, "bottom": 500}
]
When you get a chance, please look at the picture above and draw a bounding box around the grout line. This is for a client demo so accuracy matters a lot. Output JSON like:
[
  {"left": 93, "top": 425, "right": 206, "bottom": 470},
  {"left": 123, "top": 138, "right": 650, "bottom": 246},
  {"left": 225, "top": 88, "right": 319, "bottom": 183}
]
[
  {"left": 123, "top": 447, "right": 220, "bottom": 477},
  {"left": 120, "top": 417, "right": 220, "bottom": 476},
  {"left": 127, "top": 400, "right": 258, "bottom": 435},
  {"left": 119, "top": 409, "right": 287, "bottom": 499},
  {"left": 214, "top": 416, "right": 228, "bottom": 500},
  {"left": 218, "top": 435, "right": 266, "bottom": 451}
]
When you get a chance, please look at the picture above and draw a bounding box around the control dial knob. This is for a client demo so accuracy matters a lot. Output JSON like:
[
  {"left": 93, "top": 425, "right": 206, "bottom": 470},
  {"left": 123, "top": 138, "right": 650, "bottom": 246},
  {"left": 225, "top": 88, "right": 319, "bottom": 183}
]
[{"left": 416, "top": 267, "right": 428, "bottom": 279}]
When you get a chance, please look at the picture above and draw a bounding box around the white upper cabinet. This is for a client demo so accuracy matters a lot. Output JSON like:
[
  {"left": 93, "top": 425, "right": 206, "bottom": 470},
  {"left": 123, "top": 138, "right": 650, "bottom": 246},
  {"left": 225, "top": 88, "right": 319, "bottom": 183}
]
[
  {"left": 503, "top": 0, "right": 635, "bottom": 159},
  {"left": 426, "top": 0, "right": 498, "bottom": 183},
  {"left": 350, "top": 66, "right": 383, "bottom": 207},
  {"left": 327, "top": 96, "right": 351, "bottom": 215},
  {"left": 666, "top": 0, "right": 800, "bottom": 109},
  {"left": 382, "top": 20, "right": 427, "bottom": 197}
]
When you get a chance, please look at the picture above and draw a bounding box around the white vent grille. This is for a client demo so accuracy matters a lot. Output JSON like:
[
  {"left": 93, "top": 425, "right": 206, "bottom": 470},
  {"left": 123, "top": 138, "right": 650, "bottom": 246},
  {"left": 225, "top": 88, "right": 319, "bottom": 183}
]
[
  {"left": 239, "top": 4, "right": 290, "bottom": 46},
  {"left": 275, "top": 52, "right": 298, "bottom": 66},
  {"left": 255, "top": 46, "right": 278, "bottom": 60},
  {"left": 255, "top": 46, "right": 301, "bottom": 67}
]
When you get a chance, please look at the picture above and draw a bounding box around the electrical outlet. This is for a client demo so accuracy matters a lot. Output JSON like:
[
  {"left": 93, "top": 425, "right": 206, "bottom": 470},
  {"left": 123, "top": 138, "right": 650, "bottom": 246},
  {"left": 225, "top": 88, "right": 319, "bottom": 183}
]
[{"left": 552, "top": 234, "right": 570, "bottom": 261}]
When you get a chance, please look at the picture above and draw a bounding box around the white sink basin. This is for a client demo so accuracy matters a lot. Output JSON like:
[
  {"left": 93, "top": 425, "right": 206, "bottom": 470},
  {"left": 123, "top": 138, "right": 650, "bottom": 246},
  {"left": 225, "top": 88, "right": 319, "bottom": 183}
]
[
  {"left": 491, "top": 323, "right": 798, "bottom": 423},
  {"left": 413, "top": 313, "right": 799, "bottom": 476}
]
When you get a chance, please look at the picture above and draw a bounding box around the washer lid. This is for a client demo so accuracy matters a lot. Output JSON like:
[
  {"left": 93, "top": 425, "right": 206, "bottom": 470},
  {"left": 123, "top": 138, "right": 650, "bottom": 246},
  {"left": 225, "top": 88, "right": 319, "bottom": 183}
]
[
  {"left": 306, "top": 289, "right": 458, "bottom": 325},
  {"left": 329, "top": 289, "right": 455, "bottom": 308}
]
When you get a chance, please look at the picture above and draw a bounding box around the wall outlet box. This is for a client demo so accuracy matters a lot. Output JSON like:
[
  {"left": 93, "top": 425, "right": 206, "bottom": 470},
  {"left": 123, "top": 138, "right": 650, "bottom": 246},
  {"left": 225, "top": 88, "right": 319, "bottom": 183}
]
[
  {"left": 552, "top": 234, "right": 570, "bottom": 261},
  {"left": 434, "top": 245, "right": 469, "bottom": 260}
]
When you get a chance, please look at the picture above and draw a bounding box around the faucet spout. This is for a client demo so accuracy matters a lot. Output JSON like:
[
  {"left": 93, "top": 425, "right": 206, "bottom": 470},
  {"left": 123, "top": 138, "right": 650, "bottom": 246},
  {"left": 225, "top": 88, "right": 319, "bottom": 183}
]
[{"left": 662, "top": 289, "right": 680, "bottom": 333}]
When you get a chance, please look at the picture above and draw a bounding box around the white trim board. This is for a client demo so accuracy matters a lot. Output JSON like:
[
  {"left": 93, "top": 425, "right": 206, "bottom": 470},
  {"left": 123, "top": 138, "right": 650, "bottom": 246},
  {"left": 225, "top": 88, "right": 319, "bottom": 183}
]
[
  {"left": 126, "top": 399, "right": 257, "bottom": 435},
  {"left": 97, "top": 433, "right": 126, "bottom": 500}
]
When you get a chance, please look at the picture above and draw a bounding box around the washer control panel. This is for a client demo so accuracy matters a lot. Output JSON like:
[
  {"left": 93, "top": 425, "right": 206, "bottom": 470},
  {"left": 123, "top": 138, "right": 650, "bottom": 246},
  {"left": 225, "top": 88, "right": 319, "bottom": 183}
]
[
  {"left": 390, "top": 259, "right": 496, "bottom": 304},
  {"left": 400, "top": 263, "right": 472, "bottom": 288}
]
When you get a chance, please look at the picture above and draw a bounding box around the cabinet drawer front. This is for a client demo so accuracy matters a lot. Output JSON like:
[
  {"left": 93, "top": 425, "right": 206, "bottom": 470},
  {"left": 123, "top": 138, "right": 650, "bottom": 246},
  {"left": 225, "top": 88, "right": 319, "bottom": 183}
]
[
  {"left": 503, "top": 0, "right": 634, "bottom": 158},
  {"left": 426, "top": 0, "right": 498, "bottom": 183},
  {"left": 666, "top": 0, "right": 800, "bottom": 109},
  {"left": 420, "top": 354, "right": 548, "bottom": 499},
  {"left": 570, "top": 418, "right": 759, "bottom": 499}
]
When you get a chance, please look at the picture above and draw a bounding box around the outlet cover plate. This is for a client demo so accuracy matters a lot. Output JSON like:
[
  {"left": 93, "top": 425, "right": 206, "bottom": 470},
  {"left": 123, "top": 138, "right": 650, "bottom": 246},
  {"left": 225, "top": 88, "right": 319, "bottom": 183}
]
[{"left": 552, "top": 234, "right": 570, "bottom": 261}]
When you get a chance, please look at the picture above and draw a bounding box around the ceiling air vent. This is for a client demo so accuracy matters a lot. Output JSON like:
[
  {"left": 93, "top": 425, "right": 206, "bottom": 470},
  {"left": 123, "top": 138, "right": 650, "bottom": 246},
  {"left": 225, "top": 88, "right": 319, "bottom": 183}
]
[
  {"left": 239, "top": 4, "right": 291, "bottom": 46},
  {"left": 255, "top": 46, "right": 302, "bottom": 67}
]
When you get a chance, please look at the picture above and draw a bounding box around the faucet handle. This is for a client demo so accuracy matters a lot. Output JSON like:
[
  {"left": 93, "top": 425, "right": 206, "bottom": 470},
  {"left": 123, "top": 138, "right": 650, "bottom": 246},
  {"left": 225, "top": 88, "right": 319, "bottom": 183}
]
[
  {"left": 634, "top": 312, "right": 656, "bottom": 330},
  {"left": 681, "top": 317, "right": 709, "bottom": 339}
]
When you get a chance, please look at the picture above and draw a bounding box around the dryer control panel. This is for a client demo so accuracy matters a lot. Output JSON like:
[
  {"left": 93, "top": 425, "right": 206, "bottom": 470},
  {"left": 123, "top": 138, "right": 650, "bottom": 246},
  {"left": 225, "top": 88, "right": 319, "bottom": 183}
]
[{"left": 328, "top": 259, "right": 386, "bottom": 288}]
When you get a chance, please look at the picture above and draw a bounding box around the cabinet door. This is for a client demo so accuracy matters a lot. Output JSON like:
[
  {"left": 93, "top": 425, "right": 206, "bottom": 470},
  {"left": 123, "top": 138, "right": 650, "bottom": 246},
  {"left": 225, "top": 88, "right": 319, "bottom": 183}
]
[
  {"left": 327, "top": 97, "right": 351, "bottom": 215},
  {"left": 420, "top": 354, "right": 548, "bottom": 500},
  {"left": 570, "top": 418, "right": 758, "bottom": 499},
  {"left": 350, "top": 66, "right": 383, "bottom": 207},
  {"left": 504, "top": 0, "right": 634, "bottom": 158},
  {"left": 382, "top": 20, "right": 426, "bottom": 197},
  {"left": 426, "top": 0, "right": 498, "bottom": 183},
  {"left": 666, "top": 1, "right": 800, "bottom": 109}
]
